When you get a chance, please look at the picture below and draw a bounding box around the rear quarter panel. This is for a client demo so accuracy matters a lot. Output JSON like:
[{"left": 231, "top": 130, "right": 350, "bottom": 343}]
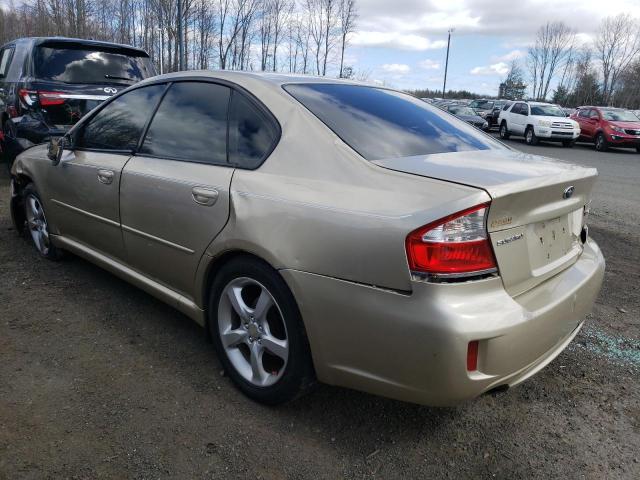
[{"left": 206, "top": 92, "right": 489, "bottom": 293}]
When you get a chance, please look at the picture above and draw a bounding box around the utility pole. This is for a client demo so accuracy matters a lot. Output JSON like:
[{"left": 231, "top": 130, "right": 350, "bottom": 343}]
[
  {"left": 442, "top": 28, "right": 454, "bottom": 99},
  {"left": 177, "top": 0, "right": 185, "bottom": 70}
]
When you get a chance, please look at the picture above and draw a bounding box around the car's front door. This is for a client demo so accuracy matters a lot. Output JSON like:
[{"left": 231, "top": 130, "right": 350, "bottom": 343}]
[
  {"left": 47, "top": 83, "right": 167, "bottom": 260},
  {"left": 119, "top": 81, "right": 234, "bottom": 298}
]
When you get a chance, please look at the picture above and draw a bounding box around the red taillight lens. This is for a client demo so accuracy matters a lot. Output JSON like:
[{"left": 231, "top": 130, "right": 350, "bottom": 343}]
[
  {"left": 18, "top": 89, "right": 66, "bottom": 106},
  {"left": 38, "top": 91, "right": 66, "bottom": 106},
  {"left": 406, "top": 203, "right": 497, "bottom": 276},
  {"left": 467, "top": 341, "right": 479, "bottom": 371}
]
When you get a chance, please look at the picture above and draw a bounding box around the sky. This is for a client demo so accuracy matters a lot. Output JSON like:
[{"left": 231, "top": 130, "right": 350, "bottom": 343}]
[{"left": 349, "top": 0, "right": 640, "bottom": 95}]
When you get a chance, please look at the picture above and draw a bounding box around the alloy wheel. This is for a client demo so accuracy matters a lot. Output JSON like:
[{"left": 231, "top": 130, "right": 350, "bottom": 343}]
[
  {"left": 217, "top": 277, "right": 289, "bottom": 387},
  {"left": 25, "top": 194, "right": 50, "bottom": 256}
]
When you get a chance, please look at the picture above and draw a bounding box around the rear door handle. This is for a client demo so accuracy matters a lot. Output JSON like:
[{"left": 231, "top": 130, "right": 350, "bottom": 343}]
[
  {"left": 192, "top": 187, "right": 219, "bottom": 206},
  {"left": 97, "top": 169, "right": 114, "bottom": 185}
]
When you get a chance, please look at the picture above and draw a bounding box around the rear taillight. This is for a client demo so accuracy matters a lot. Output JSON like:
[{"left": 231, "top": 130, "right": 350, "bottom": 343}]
[
  {"left": 19, "top": 89, "right": 66, "bottom": 107},
  {"left": 37, "top": 91, "right": 66, "bottom": 106},
  {"left": 406, "top": 203, "right": 497, "bottom": 279}
]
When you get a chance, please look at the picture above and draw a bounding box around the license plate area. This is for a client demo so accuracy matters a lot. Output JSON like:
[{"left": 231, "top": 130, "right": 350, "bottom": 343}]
[{"left": 527, "top": 213, "right": 580, "bottom": 273}]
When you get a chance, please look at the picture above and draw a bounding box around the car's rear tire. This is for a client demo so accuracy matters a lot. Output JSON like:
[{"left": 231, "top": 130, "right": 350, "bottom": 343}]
[
  {"left": 562, "top": 140, "right": 575, "bottom": 148},
  {"left": 595, "top": 132, "right": 608, "bottom": 152},
  {"left": 22, "top": 184, "right": 62, "bottom": 260},
  {"left": 499, "top": 122, "right": 510, "bottom": 139},
  {"left": 208, "top": 257, "right": 315, "bottom": 405},
  {"left": 636, "top": 146, "right": 640, "bottom": 153},
  {"left": 525, "top": 126, "right": 539, "bottom": 145}
]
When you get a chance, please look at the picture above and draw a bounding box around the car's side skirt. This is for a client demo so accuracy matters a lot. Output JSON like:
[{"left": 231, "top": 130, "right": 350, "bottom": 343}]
[{"left": 52, "top": 234, "right": 206, "bottom": 326}]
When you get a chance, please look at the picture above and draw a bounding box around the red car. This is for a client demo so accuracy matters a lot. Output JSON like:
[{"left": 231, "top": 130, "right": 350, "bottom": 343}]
[{"left": 572, "top": 107, "right": 640, "bottom": 153}]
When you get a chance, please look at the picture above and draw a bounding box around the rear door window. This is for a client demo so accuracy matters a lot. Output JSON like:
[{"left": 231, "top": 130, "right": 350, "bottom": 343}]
[
  {"left": 140, "top": 81, "right": 230, "bottom": 164},
  {"left": 76, "top": 84, "right": 166, "bottom": 151},
  {"left": 0, "top": 47, "right": 13, "bottom": 77},
  {"left": 33, "top": 44, "right": 155, "bottom": 84},
  {"left": 284, "top": 84, "right": 503, "bottom": 161},
  {"left": 228, "top": 91, "right": 278, "bottom": 169}
]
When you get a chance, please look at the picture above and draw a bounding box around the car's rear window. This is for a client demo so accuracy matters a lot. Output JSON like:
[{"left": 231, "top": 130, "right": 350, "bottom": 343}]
[
  {"left": 284, "top": 83, "right": 503, "bottom": 161},
  {"left": 33, "top": 45, "right": 155, "bottom": 84}
]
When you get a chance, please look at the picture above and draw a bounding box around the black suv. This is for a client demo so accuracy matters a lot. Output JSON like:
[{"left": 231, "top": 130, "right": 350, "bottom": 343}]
[{"left": 0, "top": 37, "right": 156, "bottom": 169}]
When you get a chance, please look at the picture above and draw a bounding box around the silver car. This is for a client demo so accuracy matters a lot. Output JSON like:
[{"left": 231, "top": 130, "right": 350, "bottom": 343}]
[{"left": 9, "top": 72, "right": 605, "bottom": 406}]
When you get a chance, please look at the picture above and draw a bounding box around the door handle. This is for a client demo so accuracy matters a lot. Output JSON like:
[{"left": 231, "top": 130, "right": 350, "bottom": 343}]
[
  {"left": 192, "top": 187, "right": 219, "bottom": 206},
  {"left": 97, "top": 169, "right": 114, "bottom": 185}
]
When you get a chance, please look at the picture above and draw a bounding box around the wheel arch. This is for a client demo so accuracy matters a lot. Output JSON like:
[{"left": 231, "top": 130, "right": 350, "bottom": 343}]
[{"left": 9, "top": 173, "right": 34, "bottom": 232}]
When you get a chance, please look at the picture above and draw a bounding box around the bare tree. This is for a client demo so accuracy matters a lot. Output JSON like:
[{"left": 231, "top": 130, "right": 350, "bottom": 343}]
[
  {"left": 594, "top": 14, "right": 640, "bottom": 105},
  {"left": 527, "top": 21, "right": 575, "bottom": 100},
  {"left": 337, "top": 0, "right": 356, "bottom": 78}
]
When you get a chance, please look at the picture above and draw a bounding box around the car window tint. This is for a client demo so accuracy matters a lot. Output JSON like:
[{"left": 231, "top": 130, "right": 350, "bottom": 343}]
[
  {"left": 511, "top": 104, "right": 521, "bottom": 114},
  {"left": 33, "top": 46, "right": 155, "bottom": 83},
  {"left": 141, "top": 82, "right": 229, "bottom": 164},
  {"left": 228, "top": 91, "right": 278, "bottom": 168},
  {"left": 285, "top": 84, "right": 503, "bottom": 161},
  {"left": 76, "top": 83, "right": 166, "bottom": 151}
]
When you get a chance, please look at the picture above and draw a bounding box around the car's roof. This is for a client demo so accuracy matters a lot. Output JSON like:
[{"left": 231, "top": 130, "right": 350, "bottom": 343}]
[{"left": 140, "top": 70, "right": 371, "bottom": 88}]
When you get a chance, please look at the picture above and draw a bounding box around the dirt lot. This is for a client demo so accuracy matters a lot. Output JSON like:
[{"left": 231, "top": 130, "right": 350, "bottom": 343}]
[{"left": 1, "top": 140, "right": 639, "bottom": 479}]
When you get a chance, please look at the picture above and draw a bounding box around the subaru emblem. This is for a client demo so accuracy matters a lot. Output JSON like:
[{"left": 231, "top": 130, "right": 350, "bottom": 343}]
[
  {"left": 563, "top": 186, "right": 575, "bottom": 199},
  {"left": 103, "top": 87, "right": 118, "bottom": 94}
]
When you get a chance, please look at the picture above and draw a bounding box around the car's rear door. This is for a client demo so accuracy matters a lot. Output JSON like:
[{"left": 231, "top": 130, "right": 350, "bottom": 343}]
[
  {"left": 48, "top": 83, "right": 167, "bottom": 261},
  {"left": 119, "top": 81, "right": 235, "bottom": 297}
]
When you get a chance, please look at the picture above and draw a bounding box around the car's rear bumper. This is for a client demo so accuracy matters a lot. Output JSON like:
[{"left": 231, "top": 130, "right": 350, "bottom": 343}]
[{"left": 281, "top": 237, "right": 604, "bottom": 406}]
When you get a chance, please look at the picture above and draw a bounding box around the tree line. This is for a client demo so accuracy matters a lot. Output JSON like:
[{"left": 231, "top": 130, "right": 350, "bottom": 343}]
[
  {"left": 505, "top": 15, "right": 640, "bottom": 108},
  {"left": 0, "top": 0, "right": 358, "bottom": 78}
]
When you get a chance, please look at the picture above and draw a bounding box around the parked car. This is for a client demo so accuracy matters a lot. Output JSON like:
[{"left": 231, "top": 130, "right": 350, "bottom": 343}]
[
  {"left": 469, "top": 99, "right": 496, "bottom": 121},
  {"left": 444, "top": 104, "right": 489, "bottom": 130},
  {"left": 0, "top": 37, "right": 156, "bottom": 170},
  {"left": 10, "top": 72, "right": 604, "bottom": 406},
  {"left": 487, "top": 100, "right": 510, "bottom": 129},
  {"left": 571, "top": 106, "right": 640, "bottom": 153},
  {"left": 498, "top": 101, "right": 580, "bottom": 146}
]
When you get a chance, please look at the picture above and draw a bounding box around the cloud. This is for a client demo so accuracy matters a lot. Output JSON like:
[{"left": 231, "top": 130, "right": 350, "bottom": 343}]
[
  {"left": 493, "top": 49, "right": 525, "bottom": 62},
  {"left": 381, "top": 63, "right": 411, "bottom": 74},
  {"left": 352, "top": 31, "right": 447, "bottom": 51},
  {"left": 470, "top": 62, "right": 510, "bottom": 76},
  {"left": 419, "top": 59, "right": 441, "bottom": 70}
]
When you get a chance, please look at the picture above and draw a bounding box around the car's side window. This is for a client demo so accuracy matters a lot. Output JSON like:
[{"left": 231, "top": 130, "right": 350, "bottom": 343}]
[
  {"left": 517, "top": 103, "right": 528, "bottom": 115},
  {"left": 228, "top": 91, "right": 278, "bottom": 169},
  {"left": 140, "top": 81, "right": 230, "bottom": 164},
  {"left": 75, "top": 83, "right": 166, "bottom": 151},
  {"left": 511, "top": 104, "right": 521, "bottom": 114},
  {"left": 578, "top": 109, "right": 588, "bottom": 118},
  {"left": 0, "top": 47, "right": 14, "bottom": 78}
]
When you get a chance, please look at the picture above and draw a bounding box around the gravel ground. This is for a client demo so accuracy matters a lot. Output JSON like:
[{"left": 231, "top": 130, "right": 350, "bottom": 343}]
[{"left": 0, "top": 138, "right": 638, "bottom": 479}]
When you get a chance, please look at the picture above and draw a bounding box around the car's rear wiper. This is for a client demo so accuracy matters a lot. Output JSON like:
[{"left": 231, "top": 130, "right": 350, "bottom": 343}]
[{"left": 104, "top": 74, "right": 136, "bottom": 82}]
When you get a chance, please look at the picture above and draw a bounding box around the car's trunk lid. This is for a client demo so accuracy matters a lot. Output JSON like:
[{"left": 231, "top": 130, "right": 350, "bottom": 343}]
[
  {"left": 25, "top": 80, "right": 123, "bottom": 129},
  {"left": 373, "top": 148, "right": 596, "bottom": 296}
]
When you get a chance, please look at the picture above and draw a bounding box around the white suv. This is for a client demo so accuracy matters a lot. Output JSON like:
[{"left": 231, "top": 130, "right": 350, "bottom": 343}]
[{"left": 498, "top": 101, "right": 580, "bottom": 147}]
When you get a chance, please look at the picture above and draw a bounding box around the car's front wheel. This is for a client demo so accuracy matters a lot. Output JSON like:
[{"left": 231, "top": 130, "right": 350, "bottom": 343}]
[
  {"left": 22, "top": 184, "right": 61, "bottom": 260},
  {"left": 499, "top": 122, "right": 510, "bottom": 139},
  {"left": 525, "top": 126, "right": 539, "bottom": 145},
  {"left": 208, "top": 257, "right": 315, "bottom": 404},
  {"left": 595, "top": 132, "right": 608, "bottom": 152}
]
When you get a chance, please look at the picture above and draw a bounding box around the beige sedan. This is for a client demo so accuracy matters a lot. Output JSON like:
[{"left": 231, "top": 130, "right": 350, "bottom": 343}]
[{"left": 9, "top": 72, "right": 604, "bottom": 405}]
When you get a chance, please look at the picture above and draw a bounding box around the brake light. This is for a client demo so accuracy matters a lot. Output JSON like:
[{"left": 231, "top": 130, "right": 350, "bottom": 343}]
[
  {"left": 405, "top": 203, "right": 497, "bottom": 278},
  {"left": 37, "top": 91, "right": 66, "bottom": 106},
  {"left": 18, "top": 89, "right": 66, "bottom": 107}
]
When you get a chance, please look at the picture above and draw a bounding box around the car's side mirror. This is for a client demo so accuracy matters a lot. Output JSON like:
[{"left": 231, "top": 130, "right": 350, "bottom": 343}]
[{"left": 47, "top": 136, "right": 67, "bottom": 166}]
